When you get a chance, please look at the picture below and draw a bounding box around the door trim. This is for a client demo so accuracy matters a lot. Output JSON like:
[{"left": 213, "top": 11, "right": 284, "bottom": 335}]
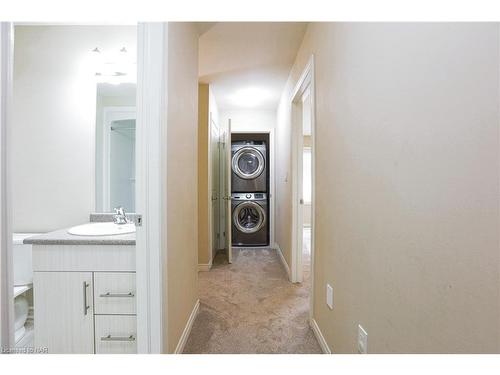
[
  {"left": 290, "top": 55, "right": 316, "bottom": 321},
  {"left": 135, "top": 22, "right": 167, "bottom": 354},
  {"left": 226, "top": 120, "right": 232, "bottom": 263},
  {"left": 0, "top": 22, "right": 14, "bottom": 349}
]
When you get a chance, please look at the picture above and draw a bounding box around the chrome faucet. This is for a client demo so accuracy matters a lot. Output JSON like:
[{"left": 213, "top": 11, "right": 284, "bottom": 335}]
[{"left": 113, "top": 207, "right": 129, "bottom": 225}]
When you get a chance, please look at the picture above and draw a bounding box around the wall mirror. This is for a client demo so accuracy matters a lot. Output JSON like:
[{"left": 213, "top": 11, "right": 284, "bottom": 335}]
[{"left": 95, "top": 83, "right": 136, "bottom": 212}]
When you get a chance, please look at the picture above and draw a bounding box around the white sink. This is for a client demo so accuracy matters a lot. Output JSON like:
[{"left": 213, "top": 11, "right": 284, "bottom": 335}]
[{"left": 67, "top": 222, "right": 136, "bottom": 236}]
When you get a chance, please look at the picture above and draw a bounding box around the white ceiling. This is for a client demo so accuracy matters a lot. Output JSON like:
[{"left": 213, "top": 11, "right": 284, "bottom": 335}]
[{"left": 198, "top": 22, "right": 307, "bottom": 110}]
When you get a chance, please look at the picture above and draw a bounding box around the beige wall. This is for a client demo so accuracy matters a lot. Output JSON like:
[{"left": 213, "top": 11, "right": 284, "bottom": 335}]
[
  {"left": 198, "top": 84, "right": 210, "bottom": 266},
  {"left": 12, "top": 26, "right": 136, "bottom": 232},
  {"left": 275, "top": 77, "right": 294, "bottom": 263},
  {"left": 165, "top": 22, "right": 199, "bottom": 353},
  {"left": 276, "top": 23, "right": 500, "bottom": 353}
]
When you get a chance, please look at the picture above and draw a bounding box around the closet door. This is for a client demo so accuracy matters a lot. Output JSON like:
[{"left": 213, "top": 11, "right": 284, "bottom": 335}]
[
  {"left": 210, "top": 112, "right": 221, "bottom": 255},
  {"left": 34, "top": 272, "right": 94, "bottom": 353}
]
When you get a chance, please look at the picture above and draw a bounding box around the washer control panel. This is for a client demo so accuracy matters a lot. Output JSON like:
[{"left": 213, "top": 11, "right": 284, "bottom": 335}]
[{"left": 232, "top": 193, "right": 267, "bottom": 201}]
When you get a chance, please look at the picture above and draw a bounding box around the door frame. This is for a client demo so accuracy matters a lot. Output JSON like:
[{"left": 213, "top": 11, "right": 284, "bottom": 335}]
[
  {"left": 290, "top": 55, "right": 316, "bottom": 317},
  {"left": 230, "top": 129, "right": 276, "bottom": 248},
  {"left": 101, "top": 106, "right": 136, "bottom": 212},
  {"left": 0, "top": 22, "right": 14, "bottom": 350},
  {"left": 135, "top": 22, "right": 167, "bottom": 354},
  {"left": 207, "top": 111, "right": 214, "bottom": 267},
  {"left": 225, "top": 119, "right": 232, "bottom": 262}
]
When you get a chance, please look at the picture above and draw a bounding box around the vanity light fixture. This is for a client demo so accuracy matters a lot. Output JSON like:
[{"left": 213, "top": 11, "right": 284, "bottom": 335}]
[{"left": 92, "top": 46, "right": 136, "bottom": 84}]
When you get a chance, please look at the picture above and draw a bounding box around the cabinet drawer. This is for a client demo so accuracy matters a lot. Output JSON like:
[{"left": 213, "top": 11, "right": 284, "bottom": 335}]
[
  {"left": 95, "top": 315, "right": 137, "bottom": 354},
  {"left": 94, "top": 272, "right": 136, "bottom": 315}
]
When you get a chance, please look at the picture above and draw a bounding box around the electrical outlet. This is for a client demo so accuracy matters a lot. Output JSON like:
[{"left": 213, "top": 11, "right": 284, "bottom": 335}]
[
  {"left": 357, "top": 325, "right": 368, "bottom": 354},
  {"left": 326, "top": 284, "right": 333, "bottom": 309}
]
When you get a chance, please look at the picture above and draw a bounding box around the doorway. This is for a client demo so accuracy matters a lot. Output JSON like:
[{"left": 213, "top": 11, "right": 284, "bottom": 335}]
[
  {"left": 226, "top": 130, "right": 275, "bottom": 261},
  {"left": 291, "top": 57, "right": 315, "bottom": 308},
  {"left": 0, "top": 22, "right": 166, "bottom": 353},
  {"left": 302, "top": 106, "right": 313, "bottom": 283}
]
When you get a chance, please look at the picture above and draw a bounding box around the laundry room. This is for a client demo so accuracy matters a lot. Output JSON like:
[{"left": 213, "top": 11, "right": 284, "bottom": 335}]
[
  {"left": 197, "top": 83, "right": 277, "bottom": 268},
  {"left": 196, "top": 23, "right": 309, "bottom": 271},
  {"left": 230, "top": 132, "right": 271, "bottom": 248}
]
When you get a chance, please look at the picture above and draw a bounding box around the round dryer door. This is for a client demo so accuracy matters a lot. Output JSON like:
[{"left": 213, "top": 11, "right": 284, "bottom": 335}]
[
  {"left": 232, "top": 146, "right": 265, "bottom": 180},
  {"left": 233, "top": 201, "right": 266, "bottom": 234}
]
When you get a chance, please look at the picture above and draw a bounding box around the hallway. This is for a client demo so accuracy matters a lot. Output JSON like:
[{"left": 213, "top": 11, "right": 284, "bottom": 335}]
[{"left": 184, "top": 248, "right": 321, "bottom": 353}]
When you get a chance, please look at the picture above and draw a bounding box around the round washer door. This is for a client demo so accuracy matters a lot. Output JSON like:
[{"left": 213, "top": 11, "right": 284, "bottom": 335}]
[
  {"left": 232, "top": 147, "right": 265, "bottom": 180},
  {"left": 233, "top": 201, "right": 266, "bottom": 234}
]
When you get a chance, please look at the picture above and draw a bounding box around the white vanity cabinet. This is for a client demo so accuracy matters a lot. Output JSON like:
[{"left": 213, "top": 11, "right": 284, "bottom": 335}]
[{"left": 32, "top": 244, "right": 136, "bottom": 354}]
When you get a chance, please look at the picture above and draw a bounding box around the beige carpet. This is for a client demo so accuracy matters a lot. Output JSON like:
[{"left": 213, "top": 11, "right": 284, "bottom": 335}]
[{"left": 183, "top": 247, "right": 322, "bottom": 354}]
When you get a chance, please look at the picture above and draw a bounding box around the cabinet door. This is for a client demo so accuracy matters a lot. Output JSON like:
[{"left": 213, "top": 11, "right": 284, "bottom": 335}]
[{"left": 34, "top": 272, "right": 94, "bottom": 353}]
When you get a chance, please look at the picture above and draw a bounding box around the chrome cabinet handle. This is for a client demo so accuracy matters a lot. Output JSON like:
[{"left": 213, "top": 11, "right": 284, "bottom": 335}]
[
  {"left": 83, "top": 282, "right": 90, "bottom": 315},
  {"left": 99, "top": 292, "right": 135, "bottom": 298},
  {"left": 101, "top": 335, "right": 136, "bottom": 342}
]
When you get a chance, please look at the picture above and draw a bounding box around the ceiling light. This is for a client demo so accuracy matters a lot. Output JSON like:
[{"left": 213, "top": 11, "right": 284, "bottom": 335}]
[{"left": 230, "top": 87, "right": 272, "bottom": 108}]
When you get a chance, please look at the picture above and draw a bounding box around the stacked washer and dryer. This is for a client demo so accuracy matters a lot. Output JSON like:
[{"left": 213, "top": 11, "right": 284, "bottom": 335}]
[{"left": 231, "top": 136, "right": 269, "bottom": 247}]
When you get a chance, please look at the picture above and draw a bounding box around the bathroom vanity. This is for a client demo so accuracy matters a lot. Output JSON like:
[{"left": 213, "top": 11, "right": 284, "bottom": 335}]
[{"left": 25, "top": 218, "right": 136, "bottom": 354}]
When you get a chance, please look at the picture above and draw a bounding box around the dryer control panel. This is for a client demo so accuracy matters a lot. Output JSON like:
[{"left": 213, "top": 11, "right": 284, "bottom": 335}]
[{"left": 231, "top": 193, "right": 267, "bottom": 201}]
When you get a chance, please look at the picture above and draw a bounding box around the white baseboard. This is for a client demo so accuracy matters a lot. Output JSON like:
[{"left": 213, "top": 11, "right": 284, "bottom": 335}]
[
  {"left": 309, "top": 318, "right": 332, "bottom": 354},
  {"left": 174, "top": 299, "right": 200, "bottom": 354},
  {"left": 274, "top": 243, "right": 291, "bottom": 281},
  {"left": 198, "top": 262, "right": 212, "bottom": 272}
]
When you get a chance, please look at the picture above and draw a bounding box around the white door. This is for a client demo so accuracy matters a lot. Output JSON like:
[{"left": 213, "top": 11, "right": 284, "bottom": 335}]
[
  {"left": 225, "top": 120, "right": 232, "bottom": 263},
  {"left": 34, "top": 272, "right": 94, "bottom": 353},
  {"left": 218, "top": 124, "right": 226, "bottom": 250}
]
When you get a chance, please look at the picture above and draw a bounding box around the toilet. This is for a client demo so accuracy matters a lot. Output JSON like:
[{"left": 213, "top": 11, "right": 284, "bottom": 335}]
[
  {"left": 13, "top": 233, "right": 39, "bottom": 344},
  {"left": 13, "top": 233, "right": 37, "bottom": 286}
]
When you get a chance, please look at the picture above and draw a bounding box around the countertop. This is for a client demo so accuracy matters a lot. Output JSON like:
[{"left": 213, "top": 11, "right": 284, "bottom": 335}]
[{"left": 23, "top": 227, "right": 136, "bottom": 246}]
